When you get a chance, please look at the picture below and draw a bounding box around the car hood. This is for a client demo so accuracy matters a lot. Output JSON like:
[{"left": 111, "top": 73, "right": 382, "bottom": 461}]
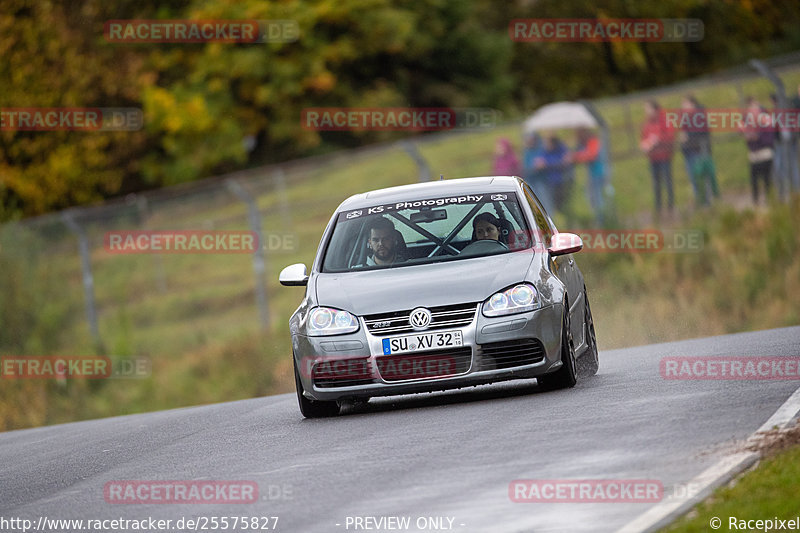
[{"left": 315, "top": 251, "right": 536, "bottom": 316}]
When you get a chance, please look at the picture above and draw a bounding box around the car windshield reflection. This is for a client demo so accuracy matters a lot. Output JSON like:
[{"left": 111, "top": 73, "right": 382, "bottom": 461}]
[{"left": 321, "top": 193, "right": 535, "bottom": 273}]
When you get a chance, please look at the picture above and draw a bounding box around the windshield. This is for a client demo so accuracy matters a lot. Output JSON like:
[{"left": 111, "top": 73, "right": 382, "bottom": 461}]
[{"left": 321, "top": 192, "right": 534, "bottom": 272}]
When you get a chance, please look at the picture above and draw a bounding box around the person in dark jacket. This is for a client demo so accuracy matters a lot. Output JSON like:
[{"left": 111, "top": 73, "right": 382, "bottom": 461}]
[
  {"left": 679, "top": 94, "right": 719, "bottom": 206},
  {"left": 740, "top": 97, "right": 774, "bottom": 204}
]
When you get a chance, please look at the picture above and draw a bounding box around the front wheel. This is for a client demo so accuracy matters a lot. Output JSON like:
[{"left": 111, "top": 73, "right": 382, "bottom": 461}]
[
  {"left": 538, "top": 304, "right": 577, "bottom": 390},
  {"left": 294, "top": 358, "right": 339, "bottom": 418}
]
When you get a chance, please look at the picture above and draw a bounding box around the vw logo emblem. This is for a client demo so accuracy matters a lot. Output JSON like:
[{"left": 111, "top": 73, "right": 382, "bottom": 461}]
[{"left": 409, "top": 307, "right": 432, "bottom": 331}]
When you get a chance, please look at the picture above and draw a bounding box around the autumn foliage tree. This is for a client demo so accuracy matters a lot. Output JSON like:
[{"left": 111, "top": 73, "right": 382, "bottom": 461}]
[{"left": 1, "top": 0, "right": 799, "bottom": 219}]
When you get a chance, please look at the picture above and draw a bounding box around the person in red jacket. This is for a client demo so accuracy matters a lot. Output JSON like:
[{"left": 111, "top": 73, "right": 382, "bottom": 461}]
[{"left": 640, "top": 100, "right": 676, "bottom": 219}]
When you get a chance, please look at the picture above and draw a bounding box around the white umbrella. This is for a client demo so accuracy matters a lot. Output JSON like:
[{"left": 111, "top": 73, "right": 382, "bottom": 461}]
[{"left": 522, "top": 102, "right": 598, "bottom": 135}]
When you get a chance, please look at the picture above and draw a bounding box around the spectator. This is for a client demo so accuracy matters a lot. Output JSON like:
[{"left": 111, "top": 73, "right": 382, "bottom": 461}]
[
  {"left": 792, "top": 83, "right": 800, "bottom": 110},
  {"left": 535, "top": 135, "right": 570, "bottom": 214},
  {"left": 492, "top": 137, "right": 521, "bottom": 176},
  {"left": 679, "top": 94, "right": 719, "bottom": 206},
  {"left": 522, "top": 132, "right": 552, "bottom": 213},
  {"left": 769, "top": 93, "right": 790, "bottom": 193},
  {"left": 790, "top": 85, "right": 800, "bottom": 189},
  {"left": 640, "top": 100, "right": 675, "bottom": 219},
  {"left": 569, "top": 127, "right": 608, "bottom": 224},
  {"left": 741, "top": 96, "right": 774, "bottom": 204}
]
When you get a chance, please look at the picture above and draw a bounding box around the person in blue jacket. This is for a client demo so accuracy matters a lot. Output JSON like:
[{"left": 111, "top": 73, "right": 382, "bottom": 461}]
[
  {"left": 535, "top": 135, "right": 570, "bottom": 215},
  {"left": 522, "top": 132, "right": 552, "bottom": 210}
]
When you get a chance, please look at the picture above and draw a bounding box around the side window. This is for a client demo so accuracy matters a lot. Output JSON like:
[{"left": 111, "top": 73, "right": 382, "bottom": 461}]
[{"left": 521, "top": 183, "right": 554, "bottom": 247}]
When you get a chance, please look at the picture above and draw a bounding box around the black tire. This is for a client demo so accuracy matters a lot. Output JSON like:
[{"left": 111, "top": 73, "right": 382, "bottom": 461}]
[
  {"left": 577, "top": 289, "right": 599, "bottom": 377},
  {"left": 294, "top": 359, "right": 339, "bottom": 418},
  {"left": 538, "top": 303, "right": 577, "bottom": 390}
]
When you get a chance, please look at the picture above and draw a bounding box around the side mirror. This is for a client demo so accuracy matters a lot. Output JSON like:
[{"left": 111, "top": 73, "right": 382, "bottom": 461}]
[
  {"left": 279, "top": 263, "right": 309, "bottom": 286},
  {"left": 548, "top": 232, "right": 583, "bottom": 256}
]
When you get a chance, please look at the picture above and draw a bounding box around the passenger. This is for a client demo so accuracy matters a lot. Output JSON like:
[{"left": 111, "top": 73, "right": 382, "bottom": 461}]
[
  {"left": 365, "top": 217, "right": 406, "bottom": 266},
  {"left": 471, "top": 212, "right": 507, "bottom": 245}
]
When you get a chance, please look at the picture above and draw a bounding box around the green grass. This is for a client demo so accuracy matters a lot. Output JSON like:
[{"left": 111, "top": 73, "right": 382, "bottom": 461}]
[{"left": 661, "top": 442, "right": 800, "bottom": 533}]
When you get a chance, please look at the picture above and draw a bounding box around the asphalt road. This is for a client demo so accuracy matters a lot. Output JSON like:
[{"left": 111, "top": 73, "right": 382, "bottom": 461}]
[{"left": 1, "top": 326, "right": 799, "bottom": 533}]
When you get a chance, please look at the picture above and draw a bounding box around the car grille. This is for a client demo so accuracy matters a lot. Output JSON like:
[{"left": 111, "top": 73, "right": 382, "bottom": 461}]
[
  {"left": 364, "top": 303, "right": 478, "bottom": 336},
  {"left": 377, "top": 347, "right": 472, "bottom": 382},
  {"left": 311, "top": 357, "right": 375, "bottom": 388},
  {"left": 479, "top": 339, "right": 545, "bottom": 370}
]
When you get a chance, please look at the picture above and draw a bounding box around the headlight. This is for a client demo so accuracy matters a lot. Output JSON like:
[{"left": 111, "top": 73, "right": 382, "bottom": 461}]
[
  {"left": 482, "top": 283, "right": 539, "bottom": 317},
  {"left": 307, "top": 307, "right": 359, "bottom": 336}
]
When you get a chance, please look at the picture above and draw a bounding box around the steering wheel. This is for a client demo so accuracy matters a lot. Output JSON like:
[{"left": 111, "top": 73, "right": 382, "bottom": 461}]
[{"left": 459, "top": 239, "right": 509, "bottom": 256}]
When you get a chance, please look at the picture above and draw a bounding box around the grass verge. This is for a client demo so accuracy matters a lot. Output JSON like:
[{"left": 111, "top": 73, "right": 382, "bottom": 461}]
[{"left": 661, "top": 423, "right": 800, "bottom": 533}]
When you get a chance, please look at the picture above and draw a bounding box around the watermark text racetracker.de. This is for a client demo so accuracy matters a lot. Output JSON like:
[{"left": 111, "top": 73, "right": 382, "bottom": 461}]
[
  {"left": 299, "top": 354, "right": 460, "bottom": 382},
  {"left": 571, "top": 229, "right": 703, "bottom": 253},
  {"left": 509, "top": 480, "right": 704, "bottom": 503},
  {"left": 103, "top": 480, "right": 292, "bottom": 504},
  {"left": 509, "top": 18, "right": 703, "bottom": 43},
  {"left": 514, "top": 229, "right": 703, "bottom": 253},
  {"left": 0, "top": 108, "right": 142, "bottom": 131},
  {"left": 662, "top": 108, "right": 800, "bottom": 132},
  {"left": 1, "top": 356, "right": 150, "bottom": 379},
  {"left": 105, "top": 480, "right": 258, "bottom": 504},
  {"left": 509, "top": 479, "right": 662, "bottom": 503},
  {"left": 104, "top": 230, "right": 297, "bottom": 254},
  {"left": 661, "top": 356, "right": 800, "bottom": 380},
  {"left": 104, "top": 19, "right": 298, "bottom": 43},
  {"left": 301, "top": 107, "right": 500, "bottom": 131}
]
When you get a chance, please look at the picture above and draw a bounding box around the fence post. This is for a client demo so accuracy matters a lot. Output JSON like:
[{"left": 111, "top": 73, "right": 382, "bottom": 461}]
[
  {"left": 749, "top": 59, "right": 799, "bottom": 199},
  {"left": 623, "top": 101, "right": 636, "bottom": 155},
  {"left": 273, "top": 168, "right": 293, "bottom": 230},
  {"left": 226, "top": 178, "right": 270, "bottom": 331},
  {"left": 400, "top": 140, "right": 432, "bottom": 182},
  {"left": 61, "top": 210, "right": 101, "bottom": 347},
  {"left": 129, "top": 194, "right": 168, "bottom": 292}
]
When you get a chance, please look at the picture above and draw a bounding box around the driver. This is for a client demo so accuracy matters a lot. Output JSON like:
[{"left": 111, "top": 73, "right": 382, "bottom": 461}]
[
  {"left": 471, "top": 212, "right": 507, "bottom": 244},
  {"left": 366, "top": 216, "right": 407, "bottom": 266}
]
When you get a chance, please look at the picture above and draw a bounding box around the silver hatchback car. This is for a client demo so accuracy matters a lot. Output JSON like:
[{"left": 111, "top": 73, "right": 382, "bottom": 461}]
[{"left": 280, "top": 176, "right": 598, "bottom": 417}]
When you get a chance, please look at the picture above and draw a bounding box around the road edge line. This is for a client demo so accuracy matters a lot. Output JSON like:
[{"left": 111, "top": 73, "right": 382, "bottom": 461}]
[{"left": 616, "top": 385, "right": 800, "bottom": 533}]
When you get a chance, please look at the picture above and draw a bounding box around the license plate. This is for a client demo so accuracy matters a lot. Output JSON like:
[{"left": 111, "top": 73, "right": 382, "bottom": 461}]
[{"left": 382, "top": 330, "right": 463, "bottom": 355}]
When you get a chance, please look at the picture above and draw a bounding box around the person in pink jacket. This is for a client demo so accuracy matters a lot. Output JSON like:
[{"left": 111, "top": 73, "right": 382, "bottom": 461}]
[{"left": 492, "top": 137, "right": 521, "bottom": 176}]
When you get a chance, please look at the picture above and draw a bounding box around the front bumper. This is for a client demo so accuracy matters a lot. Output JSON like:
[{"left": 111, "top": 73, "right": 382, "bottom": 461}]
[{"left": 292, "top": 303, "right": 565, "bottom": 401}]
